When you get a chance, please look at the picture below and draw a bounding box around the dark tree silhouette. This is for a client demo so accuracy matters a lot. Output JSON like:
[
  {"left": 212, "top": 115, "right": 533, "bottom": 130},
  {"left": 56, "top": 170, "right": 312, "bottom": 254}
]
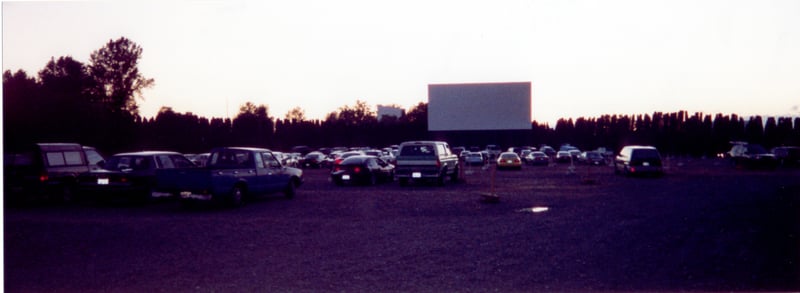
[{"left": 89, "top": 37, "right": 154, "bottom": 116}]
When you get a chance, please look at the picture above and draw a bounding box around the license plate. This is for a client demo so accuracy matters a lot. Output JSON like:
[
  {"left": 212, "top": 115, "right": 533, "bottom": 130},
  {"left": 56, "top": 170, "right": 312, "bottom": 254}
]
[
  {"left": 412, "top": 172, "right": 422, "bottom": 178},
  {"left": 97, "top": 178, "right": 109, "bottom": 185},
  {"left": 507, "top": 160, "right": 513, "bottom": 163},
  {"left": 342, "top": 174, "right": 350, "bottom": 180},
  {"left": 643, "top": 162, "right": 650, "bottom": 166}
]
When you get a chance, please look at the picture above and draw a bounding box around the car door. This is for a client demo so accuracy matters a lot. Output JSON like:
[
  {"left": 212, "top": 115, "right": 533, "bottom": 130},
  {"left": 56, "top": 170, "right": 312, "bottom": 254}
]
[{"left": 261, "top": 152, "right": 287, "bottom": 192}]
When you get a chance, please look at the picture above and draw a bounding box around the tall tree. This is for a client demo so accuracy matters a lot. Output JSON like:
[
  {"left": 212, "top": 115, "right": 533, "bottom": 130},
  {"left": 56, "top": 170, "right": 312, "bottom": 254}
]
[
  {"left": 88, "top": 37, "right": 154, "bottom": 116},
  {"left": 284, "top": 106, "right": 306, "bottom": 122},
  {"left": 3, "top": 70, "right": 42, "bottom": 150}
]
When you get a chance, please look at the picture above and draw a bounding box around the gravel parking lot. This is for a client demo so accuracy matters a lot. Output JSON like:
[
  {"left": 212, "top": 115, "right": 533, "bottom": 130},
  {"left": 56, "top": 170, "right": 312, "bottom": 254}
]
[{"left": 5, "top": 159, "right": 799, "bottom": 292}]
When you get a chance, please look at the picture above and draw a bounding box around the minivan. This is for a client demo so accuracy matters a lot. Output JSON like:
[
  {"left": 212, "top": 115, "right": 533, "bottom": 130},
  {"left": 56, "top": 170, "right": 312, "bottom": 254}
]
[
  {"left": 4, "top": 143, "right": 105, "bottom": 203},
  {"left": 613, "top": 145, "right": 663, "bottom": 176}
]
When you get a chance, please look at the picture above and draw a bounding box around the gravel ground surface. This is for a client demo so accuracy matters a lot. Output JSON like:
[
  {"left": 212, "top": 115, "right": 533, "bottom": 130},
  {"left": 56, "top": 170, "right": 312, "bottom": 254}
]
[{"left": 4, "top": 158, "right": 799, "bottom": 292}]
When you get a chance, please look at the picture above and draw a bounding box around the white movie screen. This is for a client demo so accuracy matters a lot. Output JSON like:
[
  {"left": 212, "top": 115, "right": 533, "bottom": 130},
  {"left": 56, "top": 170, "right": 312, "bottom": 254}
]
[{"left": 428, "top": 82, "right": 532, "bottom": 131}]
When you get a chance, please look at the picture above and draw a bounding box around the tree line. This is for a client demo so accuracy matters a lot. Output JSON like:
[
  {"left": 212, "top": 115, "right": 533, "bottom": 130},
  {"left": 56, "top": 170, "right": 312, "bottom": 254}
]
[{"left": 4, "top": 37, "right": 800, "bottom": 156}]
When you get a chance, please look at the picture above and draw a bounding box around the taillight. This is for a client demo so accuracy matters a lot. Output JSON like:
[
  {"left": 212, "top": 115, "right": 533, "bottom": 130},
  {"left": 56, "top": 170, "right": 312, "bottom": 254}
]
[
  {"left": 334, "top": 166, "right": 341, "bottom": 172},
  {"left": 354, "top": 166, "right": 361, "bottom": 173},
  {"left": 39, "top": 174, "right": 49, "bottom": 182},
  {"left": 120, "top": 176, "right": 128, "bottom": 183},
  {"left": 435, "top": 160, "right": 441, "bottom": 168}
]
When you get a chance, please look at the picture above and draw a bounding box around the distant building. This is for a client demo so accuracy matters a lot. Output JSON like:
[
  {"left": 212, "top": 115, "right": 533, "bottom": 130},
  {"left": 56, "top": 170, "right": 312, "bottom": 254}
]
[{"left": 377, "top": 105, "right": 404, "bottom": 121}]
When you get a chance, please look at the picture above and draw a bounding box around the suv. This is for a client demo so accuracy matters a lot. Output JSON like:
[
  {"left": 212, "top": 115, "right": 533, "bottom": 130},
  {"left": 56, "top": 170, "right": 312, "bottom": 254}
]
[
  {"left": 613, "top": 145, "right": 663, "bottom": 176},
  {"left": 394, "top": 141, "right": 459, "bottom": 185},
  {"left": 4, "top": 143, "right": 105, "bottom": 203},
  {"left": 727, "top": 142, "right": 777, "bottom": 169}
]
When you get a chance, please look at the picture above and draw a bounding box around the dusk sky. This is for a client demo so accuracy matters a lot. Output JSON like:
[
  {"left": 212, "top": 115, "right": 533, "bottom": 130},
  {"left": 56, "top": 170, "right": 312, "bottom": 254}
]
[{"left": 3, "top": 0, "right": 800, "bottom": 126}]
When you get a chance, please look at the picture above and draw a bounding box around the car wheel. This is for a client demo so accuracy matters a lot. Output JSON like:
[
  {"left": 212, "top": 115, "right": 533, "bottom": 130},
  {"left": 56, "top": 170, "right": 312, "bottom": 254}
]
[
  {"left": 284, "top": 179, "right": 296, "bottom": 199},
  {"left": 450, "top": 166, "right": 459, "bottom": 182},
  {"left": 229, "top": 186, "right": 244, "bottom": 207},
  {"left": 60, "top": 184, "right": 75, "bottom": 203}
]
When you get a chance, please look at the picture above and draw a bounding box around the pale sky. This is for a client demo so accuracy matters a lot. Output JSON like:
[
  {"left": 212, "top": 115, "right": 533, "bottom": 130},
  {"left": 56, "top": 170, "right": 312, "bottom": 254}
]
[{"left": 3, "top": 0, "right": 800, "bottom": 126}]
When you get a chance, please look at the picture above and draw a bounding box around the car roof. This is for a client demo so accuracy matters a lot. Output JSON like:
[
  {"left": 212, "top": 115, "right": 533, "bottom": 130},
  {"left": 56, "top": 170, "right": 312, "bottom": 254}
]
[
  {"left": 36, "top": 143, "right": 83, "bottom": 151},
  {"left": 112, "top": 151, "right": 183, "bottom": 157},
  {"left": 400, "top": 141, "right": 447, "bottom": 145},
  {"left": 212, "top": 147, "right": 271, "bottom": 152},
  {"left": 341, "top": 155, "right": 378, "bottom": 163},
  {"left": 621, "top": 145, "right": 658, "bottom": 150}
]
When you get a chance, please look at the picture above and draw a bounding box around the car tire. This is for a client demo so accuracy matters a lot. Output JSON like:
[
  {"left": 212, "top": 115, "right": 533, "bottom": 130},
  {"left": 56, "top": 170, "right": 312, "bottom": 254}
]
[
  {"left": 229, "top": 186, "right": 244, "bottom": 207},
  {"left": 60, "top": 184, "right": 75, "bottom": 204},
  {"left": 450, "top": 166, "right": 459, "bottom": 182},
  {"left": 284, "top": 180, "right": 296, "bottom": 199}
]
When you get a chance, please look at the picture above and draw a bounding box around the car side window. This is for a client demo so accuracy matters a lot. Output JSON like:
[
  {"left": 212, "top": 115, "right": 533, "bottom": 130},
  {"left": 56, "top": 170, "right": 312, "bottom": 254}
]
[
  {"left": 437, "top": 144, "right": 447, "bottom": 156},
  {"left": 262, "top": 152, "right": 281, "bottom": 168},
  {"left": 171, "top": 155, "right": 195, "bottom": 168},
  {"left": 84, "top": 149, "right": 104, "bottom": 166},
  {"left": 157, "top": 155, "right": 175, "bottom": 169}
]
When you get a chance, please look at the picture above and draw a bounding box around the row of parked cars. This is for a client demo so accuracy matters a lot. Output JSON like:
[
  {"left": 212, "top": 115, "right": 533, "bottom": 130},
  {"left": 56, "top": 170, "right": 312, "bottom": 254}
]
[
  {"left": 6, "top": 141, "right": 796, "bottom": 205},
  {"left": 4, "top": 143, "right": 303, "bottom": 207}
]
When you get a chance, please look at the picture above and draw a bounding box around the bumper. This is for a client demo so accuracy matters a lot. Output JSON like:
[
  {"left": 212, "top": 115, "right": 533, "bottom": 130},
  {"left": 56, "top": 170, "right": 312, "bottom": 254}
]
[{"left": 180, "top": 191, "right": 213, "bottom": 201}]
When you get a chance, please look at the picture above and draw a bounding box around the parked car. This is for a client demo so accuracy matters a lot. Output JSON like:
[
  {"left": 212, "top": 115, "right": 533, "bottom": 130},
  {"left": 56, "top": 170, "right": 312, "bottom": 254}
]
[
  {"left": 520, "top": 149, "right": 533, "bottom": 163},
  {"left": 485, "top": 144, "right": 502, "bottom": 160},
  {"left": 331, "top": 155, "right": 395, "bottom": 186},
  {"left": 464, "top": 152, "right": 487, "bottom": 166},
  {"left": 4, "top": 143, "right": 105, "bottom": 203},
  {"left": 525, "top": 151, "right": 550, "bottom": 166},
  {"left": 156, "top": 147, "right": 303, "bottom": 207},
  {"left": 496, "top": 152, "right": 522, "bottom": 170},
  {"left": 772, "top": 146, "right": 800, "bottom": 167},
  {"left": 614, "top": 145, "right": 663, "bottom": 176},
  {"left": 579, "top": 151, "right": 605, "bottom": 165},
  {"left": 77, "top": 151, "right": 196, "bottom": 202},
  {"left": 299, "top": 151, "right": 326, "bottom": 169},
  {"left": 727, "top": 142, "right": 777, "bottom": 169},
  {"left": 539, "top": 145, "right": 557, "bottom": 158},
  {"left": 331, "top": 151, "right": 367, "bottom": 169},
  {"left": 395, "top": 141, "right": 459, "bottom": 186},
  {"left": 555, "top": 151, "right": 573, "bottom": 163}
]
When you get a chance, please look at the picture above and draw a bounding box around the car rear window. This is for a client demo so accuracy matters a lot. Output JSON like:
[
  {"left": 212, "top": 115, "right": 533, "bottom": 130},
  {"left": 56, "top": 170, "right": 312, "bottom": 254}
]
[
  {"left": 341, "top": 156, "right": 368, "bottom": 165},
  {"left": 632, "top": 149, "right": 660, "bottom": 159},
  {"left": 400, "top": 145, "right": 435, "bottom": 156},
  {"left": 500, "top": 153, "right": 517, "bottom": 159},
  {"left": 45, "top": 151, "right": 84, "bottom": 166}
]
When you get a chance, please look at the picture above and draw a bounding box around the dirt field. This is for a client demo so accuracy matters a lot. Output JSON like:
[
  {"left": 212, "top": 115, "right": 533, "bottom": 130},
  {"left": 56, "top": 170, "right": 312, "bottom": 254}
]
[{"left": 5, "top": 158, "right": 799, "bottom": 292}]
